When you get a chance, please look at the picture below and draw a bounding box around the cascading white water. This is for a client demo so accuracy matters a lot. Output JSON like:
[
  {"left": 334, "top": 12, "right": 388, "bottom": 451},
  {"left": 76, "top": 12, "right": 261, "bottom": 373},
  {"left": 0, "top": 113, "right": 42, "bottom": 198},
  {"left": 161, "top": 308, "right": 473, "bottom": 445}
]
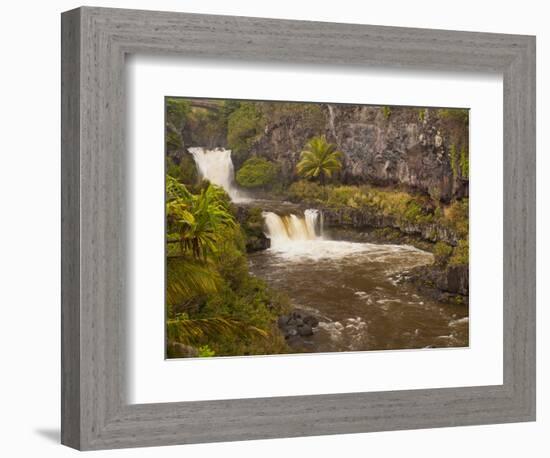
[
  {"left": 187, "top": 147, "right": 247, "bottom": 202},
  {"left": 304, "top": 209, "right": 320, "bottom": 238},
  {"left": 263, "top": 208, "right": 432, "bottom": 262},
  {"left": 263, "top": 209, "right": 321, "bottom": 247},
  {"left": 327, "top": 104, "right": 337, "bottom": 140}
]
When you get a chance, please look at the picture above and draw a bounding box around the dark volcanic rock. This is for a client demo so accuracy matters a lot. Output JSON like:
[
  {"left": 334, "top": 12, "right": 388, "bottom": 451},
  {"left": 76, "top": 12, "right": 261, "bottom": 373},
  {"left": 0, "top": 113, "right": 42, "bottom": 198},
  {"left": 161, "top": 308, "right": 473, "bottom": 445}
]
[
  {"left": 235, "top": 205, "right": 271, "bottom": 252},
  {"left": 251, "top": 105, "right": 468, "bottom": 202},
  {"left": 407, "top": 263, "right": 469, "bottom": 303},
  {"left": 278, "top": 310, "right": 319, "bottom": 340},
  {"left": 321, "top": 207, "right": 460, "bottom": 246},
  {"left": 297, "top": 324, "right": 313, "bottom": 337},
  {"left": 245, "top": 233, "right": 270, "bottom": 252},
  {"left": 446, "top": 265, "right": 469, "bottom": 296},
  {"left": 303, "top": 315, "right": 319, "bottom": 328}
]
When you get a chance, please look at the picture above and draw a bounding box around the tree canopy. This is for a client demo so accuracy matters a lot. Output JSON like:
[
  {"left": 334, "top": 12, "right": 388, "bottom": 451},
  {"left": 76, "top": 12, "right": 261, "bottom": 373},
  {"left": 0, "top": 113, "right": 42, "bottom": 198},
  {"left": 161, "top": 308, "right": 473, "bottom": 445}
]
[
  {"left": 296, "top": 135, "right": 342, "bottom": 185},
  {"left": 236, "top": 156, "right": 279, "bottom": 189}
]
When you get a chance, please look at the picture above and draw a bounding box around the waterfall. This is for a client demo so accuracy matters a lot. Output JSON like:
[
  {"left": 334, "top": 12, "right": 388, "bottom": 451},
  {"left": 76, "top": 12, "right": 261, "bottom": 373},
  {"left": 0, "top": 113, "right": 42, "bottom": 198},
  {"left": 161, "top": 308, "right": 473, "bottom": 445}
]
[
  {"left": 187, "top": 147, "right": 247, "bottom": 202},
  {"left": 304, "top": 209, "right": 321, "bottom": 238},
  {"left": 327, "top": 104, "right": 337, "bottom": 140},
  {"left": 263, "top": 209, "right": 322, "bottom": 247}
]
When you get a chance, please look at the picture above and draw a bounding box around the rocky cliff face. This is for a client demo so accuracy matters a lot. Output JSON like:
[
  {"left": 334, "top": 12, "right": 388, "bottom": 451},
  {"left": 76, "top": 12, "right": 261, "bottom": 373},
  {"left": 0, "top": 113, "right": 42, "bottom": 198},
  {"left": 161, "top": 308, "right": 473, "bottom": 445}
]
[
  {"left": 251, "top": 105, "right": 468, "bottom": 202},
  {"left": 321, "top": 206, "right": 460, "bottom": 246}
]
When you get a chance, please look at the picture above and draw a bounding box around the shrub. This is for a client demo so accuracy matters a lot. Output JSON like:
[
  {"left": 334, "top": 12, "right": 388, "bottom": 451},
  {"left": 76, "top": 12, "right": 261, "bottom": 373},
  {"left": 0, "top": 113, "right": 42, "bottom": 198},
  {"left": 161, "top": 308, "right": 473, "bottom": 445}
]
[
  {"left": 165, "top": 98, "right": 191, "bottom": 153},
  {"left": 198, "top": 345, "right": 216, "bottom": 357},
  {"left": 433, "top": 241, "right": 453, "bottom": 265},
  {"left": 288, "top": 180, "right": 328, "bottom": 203},
  {"left": 166, "top": 156, "right": 198, "bottom": 186},
  {"left": 428, "top": 186, "right": 442, "bottom": 203},
  {"left": 459, "top": 146, "right": 469, "bottom": 179},
  {"left": 404, "top": 200, "right": 423, "bottom": 223},
  {"left": 438, "top": 108, "right": 469, "bottom": 126},
  {"left": 382, "top": 106, "right": 392, "bottom": 119},
  {"left": 166, "top": 98, "right": 191, "bottom": 129},
  {"left": 236, "top": 157, "right": 279, "bottom": 189},
  {"left": 227, "top": 102, "right": 264, "bottom": 163},
  {"left": 449, "top": 239, "right": 469, "bottom": 266},
  {"left": 443, "top": 198, "right": 469, "bottom": 237}
]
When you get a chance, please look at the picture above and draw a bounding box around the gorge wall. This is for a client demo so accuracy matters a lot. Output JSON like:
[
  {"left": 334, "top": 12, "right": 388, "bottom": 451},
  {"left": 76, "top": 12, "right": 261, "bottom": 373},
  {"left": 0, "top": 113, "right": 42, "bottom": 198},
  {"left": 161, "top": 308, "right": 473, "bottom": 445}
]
[
  {"left": 250, "top": 104, "right": 469, "bottom": 202},
  {"left": 170, "top": 100, "right": 469, "bottom": 203}
]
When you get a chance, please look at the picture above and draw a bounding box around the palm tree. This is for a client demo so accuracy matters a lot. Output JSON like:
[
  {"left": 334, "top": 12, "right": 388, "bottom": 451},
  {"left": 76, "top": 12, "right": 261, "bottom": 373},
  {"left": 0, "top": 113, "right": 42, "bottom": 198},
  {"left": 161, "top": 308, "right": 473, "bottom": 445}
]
[
  {"left": 166, "top": 176, "right": 235, "bottom": 303},
  {"left": 165, "top": 177, "right": 266, "bottom": 353},
  {"left": 296, "top": 135, "right": 343, "bottom": 185},
  {"left": 166, "top": 177, "right": 235, "bottom": 260}
]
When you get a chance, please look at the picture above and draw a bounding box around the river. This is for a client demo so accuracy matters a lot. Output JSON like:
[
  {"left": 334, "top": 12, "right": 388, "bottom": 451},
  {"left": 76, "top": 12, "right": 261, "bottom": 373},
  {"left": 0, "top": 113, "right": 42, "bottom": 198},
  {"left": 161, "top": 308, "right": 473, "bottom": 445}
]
[
  {"left": 249, "top": 210, "right": 469, "bottom": 353},
  {"left": 189, "top": 146, "right": 469, "bottom": 354}
]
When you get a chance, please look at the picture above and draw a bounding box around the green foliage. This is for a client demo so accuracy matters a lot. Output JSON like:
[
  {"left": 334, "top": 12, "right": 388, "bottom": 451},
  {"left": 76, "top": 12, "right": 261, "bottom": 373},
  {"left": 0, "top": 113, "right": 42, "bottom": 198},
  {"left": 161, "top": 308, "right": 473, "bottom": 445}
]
[
  {"left": 382, "top": 106, "right": 392, "bottom": 119},
  {"left": 418, "top": 108, "right": 426, "bottom": 122},
  {"left": 433, "top": 241, "right": 453, "bottom": 265},
  {"left": 296, "top": 136, "right": 343, "bottom": 185},
  {"left": 288, "top": 180, "right": 328, "bottom": 203},
  {"left": 443, "top": 198, "right": 469, "bottom": 238},
  {"left": 242, "top": 207, "right": 264, "bottom": 234},
  {"left": 166, "top": 316, "right": 268, "bottom": 347},
  {"left": 198, "top": 345, "right": 216, "bottom": 357},
  {"left": 449, "top": 239, "right": 469, "bottom": 266},
  {"left": 165, "top": 176, "right": 289, "bottom": 357},
  {"left": 166, "top": 257, "right": 221, "bottom": 307},
  {"left": 166, "top": 156, "right": 198, "bottom": 186},
  {"left": 236, "top": 156, "right": 280, "bottom": 189},
  {"left": 165, "top": 98, "right": 191, "bottom": 153},
  {"left": 404, "top": 200, "right": 423, "bottom": 222},
  {"left": 227, "top": 102, "right": 264, "bottom": 163},
  {"left": 428, "top": 186, "right": 442, "bottom": 203},
  {"left": 438, "top": 108, "right": 469, "bottom": 125},
  {"left": 288, "top": 181, "right": 436, "bottom": 224},
  {"left": 459, "top": 146, "right": 469, "bottom": 179},
  {"left": 449, "top": 144, "right": 469, "bottom": 181},
  {"left": 220, "top": 100, "right": 241, "bottom": 119},
  {"left": 166, "top": 98, "right": 191, "bottom": 126},
  {"left": 240, "top": 206, "right": 267, "bottom": 251},
  {"left": 166, "top": 177, "right": 236, "bottom": 260}
]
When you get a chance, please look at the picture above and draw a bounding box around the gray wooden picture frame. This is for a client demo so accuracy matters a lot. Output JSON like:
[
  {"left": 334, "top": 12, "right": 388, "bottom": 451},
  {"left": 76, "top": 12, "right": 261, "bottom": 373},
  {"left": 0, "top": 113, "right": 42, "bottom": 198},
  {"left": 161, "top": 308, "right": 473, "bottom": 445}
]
[{"left": 61, "top": 6, "right": 536, "bottom": 451}]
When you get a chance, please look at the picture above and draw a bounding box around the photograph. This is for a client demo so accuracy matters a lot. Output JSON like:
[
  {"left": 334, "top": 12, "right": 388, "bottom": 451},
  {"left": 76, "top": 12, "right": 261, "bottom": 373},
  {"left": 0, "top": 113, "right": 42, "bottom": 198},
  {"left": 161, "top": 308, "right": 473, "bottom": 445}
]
[{"left": 165, "top": 97, "right": 470, "bottom": 358}]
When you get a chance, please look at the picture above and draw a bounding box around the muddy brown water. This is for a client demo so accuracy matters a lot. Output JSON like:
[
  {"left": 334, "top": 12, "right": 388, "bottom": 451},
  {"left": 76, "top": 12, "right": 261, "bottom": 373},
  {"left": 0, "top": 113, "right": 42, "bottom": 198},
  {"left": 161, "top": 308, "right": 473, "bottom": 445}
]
[{"left": 249, "top": 238, "right": 469, "bottom": 353}]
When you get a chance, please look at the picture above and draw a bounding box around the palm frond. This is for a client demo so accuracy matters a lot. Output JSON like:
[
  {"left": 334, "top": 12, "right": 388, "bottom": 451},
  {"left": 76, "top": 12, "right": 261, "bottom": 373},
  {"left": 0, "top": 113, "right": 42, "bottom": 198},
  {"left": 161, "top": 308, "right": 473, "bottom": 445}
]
[
  {"left": 166, "top": 317, "right": 269, "bottom": 347},
  {"left": 166, "top": 257, "right": 222, "bottom": 305},
  {"left": 296, "top": 135, "right": 343, "bottom": 184}
]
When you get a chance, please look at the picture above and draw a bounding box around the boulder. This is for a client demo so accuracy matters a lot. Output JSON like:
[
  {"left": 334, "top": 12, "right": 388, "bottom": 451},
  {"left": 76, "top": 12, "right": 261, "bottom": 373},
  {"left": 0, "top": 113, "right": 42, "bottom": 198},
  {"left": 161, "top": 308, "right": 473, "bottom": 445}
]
[
  {"left": 303, "top": 315, "right": 319, "bottom": 327},
  {"left": 297, "top": 324, "right": 313, "bottom": 337}
]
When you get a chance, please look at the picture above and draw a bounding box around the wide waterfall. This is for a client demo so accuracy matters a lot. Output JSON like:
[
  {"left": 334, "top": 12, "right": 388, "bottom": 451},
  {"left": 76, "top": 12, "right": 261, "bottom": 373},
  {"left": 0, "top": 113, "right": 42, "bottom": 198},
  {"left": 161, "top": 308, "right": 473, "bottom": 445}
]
[
  {"left": 263, "top": 209, "right": 322, "bottom": 245},
  {"left": 187, "top": 147, "right": 247, "bottom": 202}
]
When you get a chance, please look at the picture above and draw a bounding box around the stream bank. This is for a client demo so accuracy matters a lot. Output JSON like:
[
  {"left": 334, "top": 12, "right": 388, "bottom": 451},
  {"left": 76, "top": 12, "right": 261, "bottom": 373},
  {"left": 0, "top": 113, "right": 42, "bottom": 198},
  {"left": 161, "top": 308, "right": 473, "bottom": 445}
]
[{"left": 236, "top": 200, "right": 468, "bottom": 304}]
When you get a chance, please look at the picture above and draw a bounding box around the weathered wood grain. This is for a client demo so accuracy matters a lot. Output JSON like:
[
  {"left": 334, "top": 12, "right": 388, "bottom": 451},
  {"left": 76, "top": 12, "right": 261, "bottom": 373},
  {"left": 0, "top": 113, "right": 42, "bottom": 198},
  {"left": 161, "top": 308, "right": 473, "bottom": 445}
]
[{"left": 61, "top": 6, "right": 536, "bottom": 450}]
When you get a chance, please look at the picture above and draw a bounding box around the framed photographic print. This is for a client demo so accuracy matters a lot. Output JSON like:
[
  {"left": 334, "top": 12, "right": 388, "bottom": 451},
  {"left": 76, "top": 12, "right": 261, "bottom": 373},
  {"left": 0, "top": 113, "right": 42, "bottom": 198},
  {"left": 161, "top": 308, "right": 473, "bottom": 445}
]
[
  {"left": 164, "top": 97, "right": 470, "bottom": 359},
  {"left": 61, "top": 6, "right": 536, "bottom": 450}
]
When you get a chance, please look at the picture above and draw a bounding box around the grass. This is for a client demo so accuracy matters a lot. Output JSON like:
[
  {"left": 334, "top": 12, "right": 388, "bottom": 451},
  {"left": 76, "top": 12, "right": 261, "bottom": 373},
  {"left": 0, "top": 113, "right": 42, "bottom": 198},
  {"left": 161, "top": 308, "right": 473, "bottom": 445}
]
[
  {"left": 288, "top": 181, "right": 437, "bottom": 225},
  {"left": 288, "top": 180, "right": 469, "bottom": 266}
]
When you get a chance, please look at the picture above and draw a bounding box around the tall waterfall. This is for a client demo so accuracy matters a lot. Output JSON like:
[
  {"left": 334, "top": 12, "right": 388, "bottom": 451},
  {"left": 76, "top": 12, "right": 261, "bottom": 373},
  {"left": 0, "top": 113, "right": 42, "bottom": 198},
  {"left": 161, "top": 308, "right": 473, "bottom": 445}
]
[
  {"left": 263, "top": 209, "right": 322, "bottom": 247},
  {"left": 327, "top": 104, "right": 337, "bottom": 140},
  {"left": 187, "top": 147, "right": 247, "bottom": 202}
]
